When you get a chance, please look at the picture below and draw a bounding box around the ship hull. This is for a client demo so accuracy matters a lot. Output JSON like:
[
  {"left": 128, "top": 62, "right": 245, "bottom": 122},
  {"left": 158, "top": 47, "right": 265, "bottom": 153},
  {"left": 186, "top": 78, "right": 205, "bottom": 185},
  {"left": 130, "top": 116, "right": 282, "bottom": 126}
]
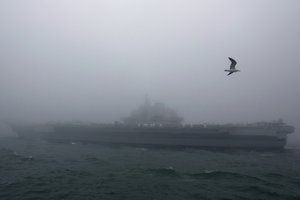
[{"left": 13, "top": 125, "right": 289, "bottom": 149}]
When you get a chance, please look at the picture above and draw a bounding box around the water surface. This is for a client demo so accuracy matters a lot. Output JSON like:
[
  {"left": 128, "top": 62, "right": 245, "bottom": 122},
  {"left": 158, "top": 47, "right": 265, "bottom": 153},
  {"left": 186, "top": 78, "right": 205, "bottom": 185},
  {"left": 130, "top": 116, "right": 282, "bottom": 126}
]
[{"left": 0, "top": 137, "right": 300, "bottom": 200}]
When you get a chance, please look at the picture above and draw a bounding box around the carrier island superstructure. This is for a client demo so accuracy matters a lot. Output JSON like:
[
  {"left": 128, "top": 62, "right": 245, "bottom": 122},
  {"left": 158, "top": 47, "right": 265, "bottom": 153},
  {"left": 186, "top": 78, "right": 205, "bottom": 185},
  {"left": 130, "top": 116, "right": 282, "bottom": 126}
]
[{"left": 13, "top": 101, "right": 294, "bottom": 149}]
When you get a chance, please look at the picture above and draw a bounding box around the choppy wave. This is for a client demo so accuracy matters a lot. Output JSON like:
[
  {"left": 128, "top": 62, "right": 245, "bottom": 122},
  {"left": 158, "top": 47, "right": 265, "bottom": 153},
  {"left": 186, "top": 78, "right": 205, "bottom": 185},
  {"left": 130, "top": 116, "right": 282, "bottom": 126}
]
[
  {"left": 189, "top": 170, "right": 263, "bottom": 181},
  {"left": 145, "top": 167, "right": 180, "bottom": 177},
  {"left": 263, "top": 172, "right": 285, "bottom": 178},
  {"left": 1, "top": 138, "right": 300, "bottom": 200}
]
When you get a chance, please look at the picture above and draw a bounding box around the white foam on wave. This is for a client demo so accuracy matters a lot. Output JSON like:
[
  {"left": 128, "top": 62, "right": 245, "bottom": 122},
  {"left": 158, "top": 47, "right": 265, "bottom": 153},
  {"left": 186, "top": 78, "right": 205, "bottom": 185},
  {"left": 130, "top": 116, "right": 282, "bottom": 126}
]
[{"left": 204, "top": 170, "right": 216, "bottom": 174}]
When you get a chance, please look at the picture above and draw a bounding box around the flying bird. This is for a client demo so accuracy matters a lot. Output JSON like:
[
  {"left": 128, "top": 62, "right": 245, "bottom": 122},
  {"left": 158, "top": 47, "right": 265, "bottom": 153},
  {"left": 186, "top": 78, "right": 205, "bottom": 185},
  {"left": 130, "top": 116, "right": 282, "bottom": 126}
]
[{"left": 225, "top": 57, "right": 240, "bottom": 75}]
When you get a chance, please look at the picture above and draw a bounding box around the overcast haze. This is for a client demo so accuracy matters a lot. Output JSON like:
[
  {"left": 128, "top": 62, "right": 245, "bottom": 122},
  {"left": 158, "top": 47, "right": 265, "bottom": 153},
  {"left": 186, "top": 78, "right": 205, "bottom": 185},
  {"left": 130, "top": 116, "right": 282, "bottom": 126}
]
[{"left": 0, "top": 0, "right": 299, "bottom": 143}]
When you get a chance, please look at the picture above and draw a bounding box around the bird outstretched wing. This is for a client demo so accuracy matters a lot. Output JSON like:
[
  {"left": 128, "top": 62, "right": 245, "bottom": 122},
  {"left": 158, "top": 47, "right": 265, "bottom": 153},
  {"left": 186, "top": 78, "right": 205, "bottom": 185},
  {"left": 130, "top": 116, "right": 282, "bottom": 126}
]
[
  {"left": 228, "top": 57, "right": 237, "bottom": 69},
  {"left": 227, "top": 72, "right": 234, "bottom": 76}
]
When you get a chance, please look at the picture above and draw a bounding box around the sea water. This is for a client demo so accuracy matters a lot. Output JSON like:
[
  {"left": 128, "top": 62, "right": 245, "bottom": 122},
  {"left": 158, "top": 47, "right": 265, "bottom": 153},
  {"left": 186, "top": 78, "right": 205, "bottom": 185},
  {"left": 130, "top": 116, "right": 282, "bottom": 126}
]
[{"left": 0, "top": 137, "right": 300, "bottom": 200}]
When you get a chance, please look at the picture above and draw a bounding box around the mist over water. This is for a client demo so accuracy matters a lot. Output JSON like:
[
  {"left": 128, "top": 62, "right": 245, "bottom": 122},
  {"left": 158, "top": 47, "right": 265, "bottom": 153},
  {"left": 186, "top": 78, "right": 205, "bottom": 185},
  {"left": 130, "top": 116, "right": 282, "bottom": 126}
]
[
  {"left": 0, "top": 1, "right": 300, "bottom": 198},
  {"left": 0, "top": 0, "right": 299, "bottom": 144}
]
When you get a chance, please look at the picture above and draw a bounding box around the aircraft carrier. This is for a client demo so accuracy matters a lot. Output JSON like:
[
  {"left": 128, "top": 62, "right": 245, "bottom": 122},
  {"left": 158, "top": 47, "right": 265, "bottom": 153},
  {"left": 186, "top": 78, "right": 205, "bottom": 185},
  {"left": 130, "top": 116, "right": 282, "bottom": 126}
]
[{"left": 12, "top": 101, "right": 295, "bottom": 149}]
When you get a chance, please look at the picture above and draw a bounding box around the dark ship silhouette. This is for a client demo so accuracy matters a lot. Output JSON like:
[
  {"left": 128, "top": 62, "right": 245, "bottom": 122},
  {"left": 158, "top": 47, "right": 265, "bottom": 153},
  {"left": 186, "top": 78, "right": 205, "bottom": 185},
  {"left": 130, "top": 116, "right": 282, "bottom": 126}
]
[{"left": 13, "top": 100, "right": 294, "bottom": 149}]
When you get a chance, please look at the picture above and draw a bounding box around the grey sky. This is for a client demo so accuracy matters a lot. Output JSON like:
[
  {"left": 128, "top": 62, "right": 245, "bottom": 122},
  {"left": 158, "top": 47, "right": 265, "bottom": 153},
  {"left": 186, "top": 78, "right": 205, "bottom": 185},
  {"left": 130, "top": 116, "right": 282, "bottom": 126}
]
[{"left": 0, "top": 1, "right": 299, "bottom": 143}]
